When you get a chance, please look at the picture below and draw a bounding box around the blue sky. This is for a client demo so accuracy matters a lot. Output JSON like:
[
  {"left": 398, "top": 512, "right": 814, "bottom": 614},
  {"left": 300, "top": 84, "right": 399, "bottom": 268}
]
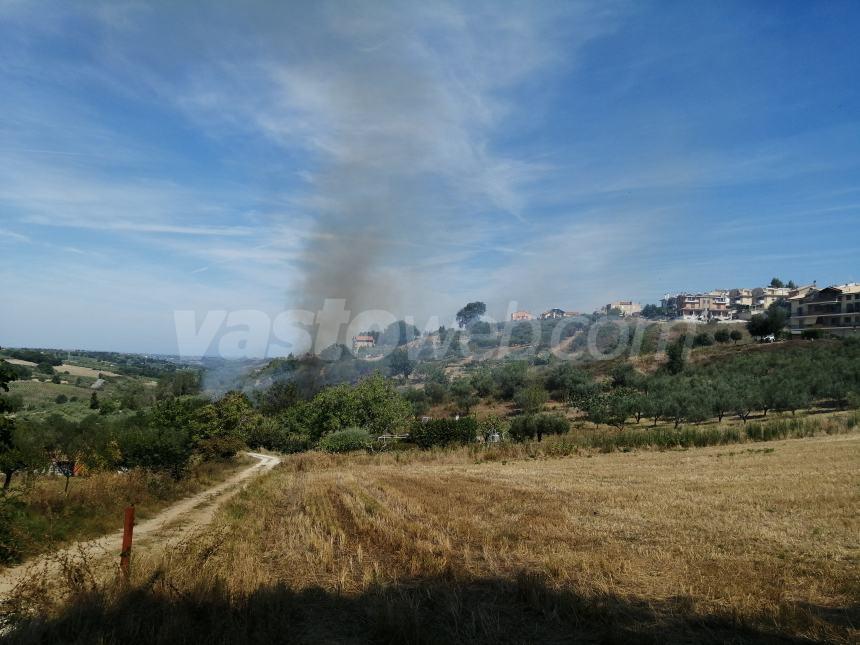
[{"left": 1, "top": 1, "right": 858, "bottom": 355}]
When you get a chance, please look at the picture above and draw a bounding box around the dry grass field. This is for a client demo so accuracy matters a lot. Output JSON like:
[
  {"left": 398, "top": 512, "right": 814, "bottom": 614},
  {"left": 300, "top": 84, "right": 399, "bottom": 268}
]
[
  {"left": 7, "top": 433, "right": 858, "bottom": 643},
  {"left": 56, "top": 363, "right": 119, "bottom": 378}
]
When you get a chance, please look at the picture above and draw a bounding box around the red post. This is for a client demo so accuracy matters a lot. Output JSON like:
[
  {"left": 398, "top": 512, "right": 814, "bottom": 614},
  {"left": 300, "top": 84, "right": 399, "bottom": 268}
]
[{"left": 120, "top": 505, "right": 135, "bottom": 578}]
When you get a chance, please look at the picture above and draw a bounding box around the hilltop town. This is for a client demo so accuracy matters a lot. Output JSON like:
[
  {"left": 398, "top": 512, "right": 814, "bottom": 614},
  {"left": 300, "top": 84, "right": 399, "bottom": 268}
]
[{"left": 509, "top": 278, "right": 860, "bottom": 335}]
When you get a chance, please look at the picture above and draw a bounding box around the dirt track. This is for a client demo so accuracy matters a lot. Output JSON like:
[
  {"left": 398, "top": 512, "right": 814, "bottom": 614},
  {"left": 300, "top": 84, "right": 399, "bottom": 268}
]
[{"left": 0, "top": 452, "right": 280, "bottom": 598}]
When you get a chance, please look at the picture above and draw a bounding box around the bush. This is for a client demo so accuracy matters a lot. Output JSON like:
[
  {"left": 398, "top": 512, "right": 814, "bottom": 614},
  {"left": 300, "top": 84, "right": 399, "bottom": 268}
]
[
  {"left": 801, "top": 329, "right": 822, "bottom": 340},
  {"left": 2, "top": 393, "right": 24, "bottom": 413},
  {"left": 0, "top": 492, "right": 25, "bottom": 564},
  {"left": 510, "top": 413, "right": 569, "bottom": 442},
  {"left": 714, "top": 329, "right": 730, "bottom": 344},
  {"left": 410, "top": 417, "right": 477, "bottom": 449},
  {"left": 319, "top": 428, "right": 373, "bottom": 453},
  {"left": 693, "top": 332, "right": 713, "bottom": 347},
  {"left": 55, "top": 394, "right": 68, "bottom": 404},
  {"left": 298, "top": 374, "right": 412, "bottom": 441},
  {"left": 514, "top": 386, "right": 548, "bottom": 415},
  {"left": 120, "top": 425, "right": 194, "bottom": 478}
]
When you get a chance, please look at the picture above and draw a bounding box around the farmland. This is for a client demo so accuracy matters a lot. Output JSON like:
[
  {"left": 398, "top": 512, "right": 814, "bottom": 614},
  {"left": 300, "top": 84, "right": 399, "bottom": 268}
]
[{"left": 6, "top": 432, "right": 858, "bottom": 643}]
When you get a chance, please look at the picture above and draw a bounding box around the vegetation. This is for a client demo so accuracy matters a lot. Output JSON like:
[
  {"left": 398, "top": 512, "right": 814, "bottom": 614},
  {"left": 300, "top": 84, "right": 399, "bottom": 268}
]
[
  {"left": 318, "top": 427, "right": 374, "bottom": 453},
  {"left": 456, "top": 301, "right": 487, "bottom": 328},
  {"left": 409, "top": 417, "right": 477, "bottom": 448}
]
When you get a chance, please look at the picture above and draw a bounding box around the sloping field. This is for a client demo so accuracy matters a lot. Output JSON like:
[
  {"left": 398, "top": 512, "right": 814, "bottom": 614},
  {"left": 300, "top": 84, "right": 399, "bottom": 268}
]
[
  {"left": 57, "top": 363, "right": 119, "bottom": 378},
  {"left": 7, "top": 434, "right": 858, "bottom": 643},
  {"left": 2, "top": 359, "right": 37, "bottom": 367}
]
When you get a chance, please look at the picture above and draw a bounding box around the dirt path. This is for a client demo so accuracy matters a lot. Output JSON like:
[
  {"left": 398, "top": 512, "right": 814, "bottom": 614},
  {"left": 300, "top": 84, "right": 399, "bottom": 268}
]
[{"left": 0, "top": 452, "right": 280, "bottom": 599}]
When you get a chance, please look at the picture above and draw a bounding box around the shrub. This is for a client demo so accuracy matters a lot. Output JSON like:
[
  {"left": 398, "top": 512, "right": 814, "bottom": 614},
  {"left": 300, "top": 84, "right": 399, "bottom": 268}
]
[
  {"left": 277, "top": 433, "right": 312, "bottom": 453},
  {"left": 2, "top": 393, "right": 24, "bottom": 413},
  {"left": 510, "top": 413, "right": 569, "bottom": 442},
  {"left": 693, "top": 332, "right": 714, "bottom": 347},
  {"left": 478, "top": 414, "right": 509, "bottom": 441},
  {"left": 514, "top": 386, "right": 548, "bottom": 415},
  {"left": 410, "top": 417, "right": 477, "bottom": 449},
  {"left": 319, "top": 428, "right": 373, "bottom": 453},
  {"left": 55, "top": 394, "right": 68, "bottom": 404},
  {"left": 714, "top": 328, "right": 730, "bottom": 344},
  {"left": 801, "top": 329, "right": 823, "bottom": 340},
  {"left": 0, "top": 492, "right": 25, "bottom": 564},
  {"left": 299, "top": 374, "right": 412, "bottom": 441}
]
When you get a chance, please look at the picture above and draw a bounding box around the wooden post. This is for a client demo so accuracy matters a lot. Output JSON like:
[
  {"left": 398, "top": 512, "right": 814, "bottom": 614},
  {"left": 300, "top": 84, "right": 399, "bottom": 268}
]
[{"left": 120, "top": 505, "right": 135, "bottom": 578}]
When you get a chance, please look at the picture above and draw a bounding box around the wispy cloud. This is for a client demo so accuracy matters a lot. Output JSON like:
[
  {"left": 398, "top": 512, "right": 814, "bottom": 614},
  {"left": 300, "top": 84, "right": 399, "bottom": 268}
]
[{"left": 0, "top": 227, "right": 31, "bottom": 243}]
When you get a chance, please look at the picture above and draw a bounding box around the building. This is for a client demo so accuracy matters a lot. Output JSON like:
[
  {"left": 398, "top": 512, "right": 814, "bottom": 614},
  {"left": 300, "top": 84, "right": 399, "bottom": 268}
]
[
  {"left": 728, "top": 284, "right": 814, "bottom": 319},
  {"left": 729, "top": 288, "right": 754, "bottom": 309},
  {"left": 603, "top": 301, "right": 642, "bottom": 317},
  {"left": 352, "top": 335, "right": 376, "bottom": 351},
  {"left": 540, "top": 308, "right": 568, "bottom": 320},
  {"left": 728, "top": 288, "right": 754, "bottom": 319},
  {"left": 789, "top": 283, "right": 860, "bottom": 336},
  {"left": 510, "top": 310, "right": 534, "bottom": 321},
  {"left": 661, "top": 291, "right": 731, "bottom": 321},
  {"left": 751, "top": 286, "right": 791, "bottom": 313}
]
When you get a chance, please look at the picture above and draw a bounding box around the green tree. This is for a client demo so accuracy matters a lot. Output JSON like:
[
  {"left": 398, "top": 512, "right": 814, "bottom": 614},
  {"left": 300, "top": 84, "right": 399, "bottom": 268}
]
[
  {"left": 157, "top": 370, "right": 201, "bottom": 398},
  {"left": 380, "top": 321, "right": 420, "bottom": 347},
  {"left": 746, "top": 314, "right": 770, "bottom": 339},
  {"left": 470, "top": 369, "right": 496, "bottom": 398},
  {"left": 641, "top": 304, "right": 664, "bottom": 319},
  {"left": 693, "top": 332, "right": 713, "bottom": 347},
  {"left": 300, "top": 374, "right": 411, "bottom": 442},
  {"left": 89, "top": 392, "right": 100, "bottom": 409},
  {"left": 509, "top": 413, "right": 568, "bottom": 442},
  {"left": 0, "top": 362, "right": 19, "bottom": 414},
  {"left": 254, "top": 380, "right": 299, "bottom": 416},
  {"left": 319, "top": 428, "right": 373, "bottom": 453},
  {"left": 665, "top": 340, "right": 686, "bottom": 374},
  {"left": 514, "top": 385, "right": 548, "bottom": 415},
  {"left": 424, "top": 382, "right": 448, "bottom": 405},
  {"left": 403, "top": 389, "right": 429, "bottom": 417},
  {"left": 770, "top": 277, "right": 784, "bottom": 288},
  {"left": 714, "top": 328, "right": 731, "bottom": 344},
  {"left": 611, "top": 388, "right": 641, "bottom": 429},
  {"left": 450, "top": 378, "right": 478, "bottom": 414},
  {"left": 765, "top": 302, "right": 788, "bottom": 335},
  {"left": 0, "top": 419, "right": 26, "bottom": 489},
  {"left": 545, "top": 363, "right": 596, "bottom": 403},
  {"left": 456, "top": 301, "right": 487, "bottom": 329},
  {"left": 733, "top": 377, "right": 759, "bottom": 423},
  {"left": 730, "top": 329, "right": 743, "bottom": 344},
  {"left": 493, "top": 361, "right": 528, "bottom": 399},
  {"left": 191, "top": 391, "right": 260, "bottom": 458},
  {"left": 387, "top": 348, "right": 415, "bottom": 379},
  {"left": 0, "top": 416, "right": 47, "bottom": 490},
  {"left": 709, "top": 379, "right": 737, "bottom": 422},
  {"left": 610, "top": 363, "right": 645, "bottom": 389}
]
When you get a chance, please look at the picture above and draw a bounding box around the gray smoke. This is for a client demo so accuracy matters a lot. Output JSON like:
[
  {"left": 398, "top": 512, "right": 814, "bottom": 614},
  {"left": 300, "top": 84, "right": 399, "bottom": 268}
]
[{"left": 275, "top": 3, "right": 578, "bottom": 319}]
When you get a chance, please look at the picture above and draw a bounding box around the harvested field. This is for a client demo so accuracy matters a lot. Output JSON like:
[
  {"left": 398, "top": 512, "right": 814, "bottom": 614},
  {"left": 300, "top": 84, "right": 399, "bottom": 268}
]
[
  {"left": 56, "top": 363, "right": 119, "bottom": 378},
  {"left": 7, "top": 434, "right": 858, "bottom": 643},
  {"left": 2, "top": 359, "right": 37, "bottom": 367}
]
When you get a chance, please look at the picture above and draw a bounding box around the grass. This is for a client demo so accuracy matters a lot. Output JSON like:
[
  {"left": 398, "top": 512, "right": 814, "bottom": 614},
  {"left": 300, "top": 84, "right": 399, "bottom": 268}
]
[
  {"left": 7, "top": 379, "right": 112, "bottom": 422},
  {"left": 5, "top": 429, "right": 858, "bottom": 643},
  {"left": 0, "top": 456, "right": 252, "bottom": 568}
]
